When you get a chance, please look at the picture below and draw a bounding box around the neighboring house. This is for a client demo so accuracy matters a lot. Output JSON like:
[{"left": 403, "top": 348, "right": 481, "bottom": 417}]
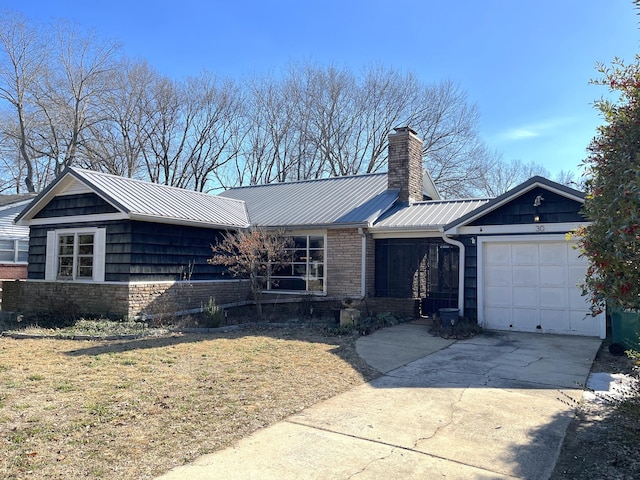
[
  {"left": 0, "top": 195, "right": 34, "bottom": 307},
  {"left": 0, "top": 195, "right": 33, "bottom": 280},
  {"left": 5, "top": 127, "right": 604, "bottom": 338}
]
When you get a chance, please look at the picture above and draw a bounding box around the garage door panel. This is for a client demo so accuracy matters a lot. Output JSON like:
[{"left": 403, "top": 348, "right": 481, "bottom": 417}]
[
  {"left": 513, "top": 287, "right": 537, "bottom": 307},
  {"left": 482, "top": 238, "right": 602, "bottom": 337},
  {"left": 540, "top": 287, "right": 566, "bottom": 308},
  {"left": 512, "top": 244, "right": 538, "bottom": 264},
  {"left": 539, "top": 243, "right": 567, "bottom": 264},
  {"left": 513, "top": 266, "right": 538, "bottom": 285},
  {"left": 485, "top": 244, "right": 511, "bottom": 264},
  {"left": 485, "top": 286, "right": 511, "bottom": 306},
  {"left": 485, "top": 266, "right": 512, "bottom": 286},
  {"left": 485, "top": 307, "right": 512, "bottom": 329},
  {"left": 569, "top": 290, "right": 590, "bottom": 310},
  {"left": 511, "top": 308, "right": 539, "bottom": 331},
  {"left": 569, "top": 312, "right": 601, "bottom": 336},
  {"left": 567, "top": 245, "right": 584, "bottom": 264},
  {"left": 567, "top": 265, "right": 586, "bottom": 285},
  {"left": 541, "top": 309, "right": 570, "bottom": 333},
  {"left": 540, "top": 266, "right": 565, "bottom": 286}
]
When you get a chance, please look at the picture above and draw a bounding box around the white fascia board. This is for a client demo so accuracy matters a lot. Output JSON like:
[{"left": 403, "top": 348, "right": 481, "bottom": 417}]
[
  {"left": 24, "top": 212, "right": 129, "bottom": 226},
  {"left": 128, "top": 213, "right": 249, "bottom": 230},
  {"left": 452, "top": 222, "right": 588, "bottom": 236}
]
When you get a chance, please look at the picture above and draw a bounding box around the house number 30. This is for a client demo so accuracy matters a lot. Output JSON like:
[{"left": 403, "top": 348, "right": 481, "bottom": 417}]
[{"left": 535, "top": 225, "right": 545, "bottom": 232}]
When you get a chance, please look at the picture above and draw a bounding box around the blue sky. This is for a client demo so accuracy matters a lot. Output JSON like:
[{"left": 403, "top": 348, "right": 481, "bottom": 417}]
[{"left": 3, "top": 0, "right": 639, "bottom": 177}]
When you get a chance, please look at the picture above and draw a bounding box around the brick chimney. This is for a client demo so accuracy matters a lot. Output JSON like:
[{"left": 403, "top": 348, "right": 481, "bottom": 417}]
[{"left": 387, "top": 126, "right": 423, "bottom": 204}]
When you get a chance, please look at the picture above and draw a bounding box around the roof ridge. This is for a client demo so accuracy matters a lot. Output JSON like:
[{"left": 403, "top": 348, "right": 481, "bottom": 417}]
[
  {"left": 224, "top": 172, "right": 387, "bottom": 191},
  {"left": 411, "top": 197, "right": 493, "bottom": 205}
]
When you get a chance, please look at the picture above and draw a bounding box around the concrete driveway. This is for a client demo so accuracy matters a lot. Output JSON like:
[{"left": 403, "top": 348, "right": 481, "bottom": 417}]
[{"left": 157, "top": 324, "right": 601, "bottom": 480}]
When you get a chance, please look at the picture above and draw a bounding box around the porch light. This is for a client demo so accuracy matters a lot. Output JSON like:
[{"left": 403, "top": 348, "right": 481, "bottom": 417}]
[
  {"left": 533, "top": 195, "right": 544, "bottom": 207},
  {"left": 533, "top": 194, "right": 544, "bottom": 223}
]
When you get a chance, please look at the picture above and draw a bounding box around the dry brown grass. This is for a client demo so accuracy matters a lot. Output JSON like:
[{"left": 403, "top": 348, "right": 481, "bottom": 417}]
[{"left": 0, "top": 327, "right": 379, "bottom": 479}]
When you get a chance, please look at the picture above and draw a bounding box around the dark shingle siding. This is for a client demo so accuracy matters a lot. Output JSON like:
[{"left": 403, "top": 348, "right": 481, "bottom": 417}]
[
  {"left": 33, "top": 193, "right": 118, "bottom": 218},
  {"left": 468, "top": 188, "right": 584, "bottom": 226}
]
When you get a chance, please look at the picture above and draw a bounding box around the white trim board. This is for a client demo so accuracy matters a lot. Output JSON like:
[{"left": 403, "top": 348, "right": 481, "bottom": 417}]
[{"left": 450, "top": 222, "right": 587, "bottom": 236}]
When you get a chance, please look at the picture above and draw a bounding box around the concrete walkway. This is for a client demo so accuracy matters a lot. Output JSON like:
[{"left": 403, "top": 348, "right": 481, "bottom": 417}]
[{"left": 156, "top": 325, "right": 601, "bottom": 480}]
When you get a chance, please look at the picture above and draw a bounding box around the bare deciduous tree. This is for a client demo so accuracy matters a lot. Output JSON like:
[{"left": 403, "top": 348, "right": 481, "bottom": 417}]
[
  {"left": 80, "top": 59, "right": 157, "bottom": 178},
  {"left": 209, "top": 228, "right": 292, "bottom": 319},
  {"left": 0, "top": 11, "right": 48, "bottom": 192},
  {"left": 31, "top": 21, "right": 120, "bottom": 175},
  {"left": 1, "top": 13, "right": 556, "bottom": 198}
]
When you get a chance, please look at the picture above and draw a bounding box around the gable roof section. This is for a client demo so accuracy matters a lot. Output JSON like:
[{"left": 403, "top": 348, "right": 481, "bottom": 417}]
[
  {"left": 219, "top": 173, "right": 397, "bottom": 228},
  {"left": 16, "top": 168, "right": 250, "bottom": 229},
  {"left": 371, "top": 198, "right": 491, "bottom": 232},
  {"left": 443, "top": 176, "right": 585, "bottom": 234},
  {"left": 0, "top": 196, "right": 36, "bottom": 239}
]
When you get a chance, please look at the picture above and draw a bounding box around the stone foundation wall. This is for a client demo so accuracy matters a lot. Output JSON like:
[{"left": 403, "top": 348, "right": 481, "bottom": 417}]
[
  {"left": 2, "top": 279, "right": 252, "bottom": 319},
  {"left": 127, "top": 280, "right": 251, "bottom": 318}
]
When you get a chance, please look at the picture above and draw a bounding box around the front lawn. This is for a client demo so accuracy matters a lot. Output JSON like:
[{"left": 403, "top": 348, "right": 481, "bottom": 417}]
[{"left": 0, "top": 327, "right": 379, "bottom": 479}]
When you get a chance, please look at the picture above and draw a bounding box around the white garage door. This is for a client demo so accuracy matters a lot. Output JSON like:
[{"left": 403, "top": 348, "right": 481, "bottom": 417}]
[{"left": 478, "top": 235, "right": 604, "bottom": 337}]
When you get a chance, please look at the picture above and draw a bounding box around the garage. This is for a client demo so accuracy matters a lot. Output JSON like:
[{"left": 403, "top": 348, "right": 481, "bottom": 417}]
[{"left": 478, "top": 235, "right": 605, "bottom": 337}]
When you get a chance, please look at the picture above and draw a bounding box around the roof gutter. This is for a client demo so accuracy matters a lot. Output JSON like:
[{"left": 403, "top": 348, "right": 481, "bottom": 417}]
[{"left": 440, "top": 228, "right": 465, "bottom": 317}]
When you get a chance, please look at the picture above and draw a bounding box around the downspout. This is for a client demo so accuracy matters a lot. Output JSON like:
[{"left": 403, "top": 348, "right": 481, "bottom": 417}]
[
  {"left": 358, "top": 228, "right": 367, "bottom": 298},
  {"left": 440, "top": 228, "right": 465, "bottom": 317}
]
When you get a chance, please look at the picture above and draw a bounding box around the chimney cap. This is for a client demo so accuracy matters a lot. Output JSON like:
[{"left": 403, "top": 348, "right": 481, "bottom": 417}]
[{"left": 393, "top": 126, "right": 417, "bottom": 135}]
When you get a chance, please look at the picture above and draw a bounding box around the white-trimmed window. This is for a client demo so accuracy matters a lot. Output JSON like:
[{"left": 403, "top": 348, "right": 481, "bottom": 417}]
[
  {"left": 269, "top": 234, "right": 325, "bottom": 293},
  {"left": 0, "top": 239, "right": 28, "bottom": 263},
  {"left": 45, "top": 228, "right": 106, "bottom": 281}
]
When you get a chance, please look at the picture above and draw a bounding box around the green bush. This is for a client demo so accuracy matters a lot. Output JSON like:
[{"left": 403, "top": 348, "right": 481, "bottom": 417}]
[{"left": 201, "top": 298, "right": 226, "bottom": 328}]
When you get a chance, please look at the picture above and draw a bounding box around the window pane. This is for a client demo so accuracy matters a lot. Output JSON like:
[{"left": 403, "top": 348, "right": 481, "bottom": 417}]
[
  {"left": 293, "top": 264, "right": 307, "bottom": 275},
  {"left": 271, "top": 277, "right": 306, "bottom": 290},
  {"left": 308, "top": 279, "right": 324, "bottom": 291},
  {"left": 294, "top": 250, "right": 308, "bottom": 262},
  {"left": 0, "top": 240, "right": 13, "bottom": 250},
  {"left": 77, "top": 266, "right": 93, "bottom": 278},
  {"left": 309, "top": 250, "right": 324, "bottom": 261},
  {"left": 293, "top": 236, "right": 307, "bottom": 248},
  {"left": 78, "top": 234, "right": 94, "bottom": 245},
  {"left": 309, "top": 264, "right": 323, "bottom": 278},
  {"left": 0, "top": 251, "right": 14, "bottom": 262},
  {"left": 272, "top": 264, "right": 293, "bottom": 276},
  {"left": 309, "top": 236, "right": 324, "bottom": 249},
  {"left": 78, "top": 244, "right": 94, "bottom": 255},
  {"left": 58, "top": 256, "right": 73, "bottom": 278},
  {"left": 18, "top": 241, "right": 28, "bottom": 261}
]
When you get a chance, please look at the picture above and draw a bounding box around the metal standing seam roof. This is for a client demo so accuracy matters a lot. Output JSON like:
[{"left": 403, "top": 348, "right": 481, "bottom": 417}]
[
  {"left": 69, "top": 169, "right": 250, "bottom": 228},
  {"left": 17, "top": 168, "right": 250, "bottom": 228},
  {"left": 371, "top": 198, "right": 492, "bottom": 230},
  {"left": 219, "top": 173, "right": 398, "bottom": 227}
]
